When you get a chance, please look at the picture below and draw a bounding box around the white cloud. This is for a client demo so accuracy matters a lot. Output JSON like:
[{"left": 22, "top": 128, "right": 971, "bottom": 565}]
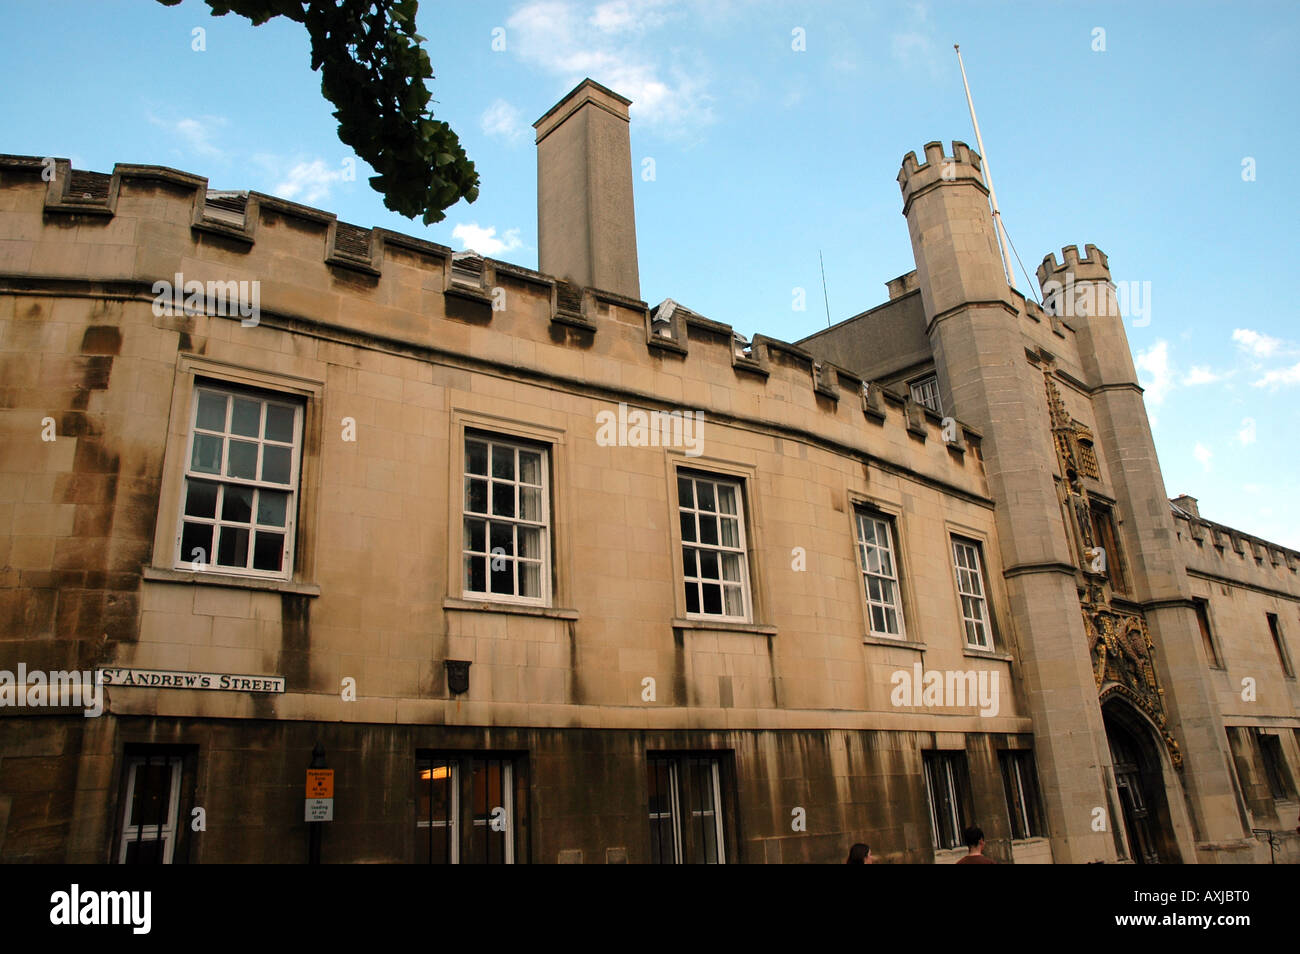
[
  {"left": 1193, "top": 442, "right": 1212, "bottom": 471},
  {"left": 505, "top": 1, "right": 713, "bottom": 133},
  {"left": 1183, "top": 365, "right": 1228, "bottom": 386},
  {"left": 451, "top": 223, "right": 524, "bottom": 256},
  {"left": 1252, "top": 362, "right": 1300, "bottom": 388},
  {"left": 1238, "top": 417, "right": 1256, "bottom": 445},
  {"left": 273, "top": 159, "right": 347, "bottom": 205},
  {"left": 481, "top": 99, "right": 526, "bottom": 143},
  {"left": 1135, "top": 340, "right": 1173, "bottom": 405},
  {"left": 149, "top": 114, "right": 227, "bottom": 158},
  {"left": 892, "top": 1, "right": 941, "bottom": 76},
  {"left": 1232, "top": 328, "right": 1284, "bottom": 358}
]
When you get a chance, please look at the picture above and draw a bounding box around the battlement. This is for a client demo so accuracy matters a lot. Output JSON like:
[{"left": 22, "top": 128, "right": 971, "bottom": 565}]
[
  {"left": 896, "top": 141, "right": 986, "bottom": 204},
  {"left": 1036, "top": 244, "right": 1111, "bottom": 287},
  {"left": 0, "top": 153, "right": 987, "bottom": 494}
]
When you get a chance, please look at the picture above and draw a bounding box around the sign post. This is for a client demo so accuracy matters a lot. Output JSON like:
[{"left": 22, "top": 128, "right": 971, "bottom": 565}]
[{"left": 306, "top": 742, "right": 330, "bottom": 864}]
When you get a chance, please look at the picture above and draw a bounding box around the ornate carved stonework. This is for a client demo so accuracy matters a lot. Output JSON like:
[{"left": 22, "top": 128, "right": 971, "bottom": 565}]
[{"left": 1044, "top": 371, "right": 1182, "bottom": 770}]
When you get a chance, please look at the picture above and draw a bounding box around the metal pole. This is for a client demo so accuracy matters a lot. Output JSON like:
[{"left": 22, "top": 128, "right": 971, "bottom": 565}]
[
  {"left": 955, "top": 44, "right": 1015, "bottom": 287},
  {"left": 309, "top": 741, "right": 325, "bottom": 864}
]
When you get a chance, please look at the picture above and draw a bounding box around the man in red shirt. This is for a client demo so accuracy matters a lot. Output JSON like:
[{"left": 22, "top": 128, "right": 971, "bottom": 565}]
[{"left": 955, "top": 825, "right": 996, "bottom": 864}]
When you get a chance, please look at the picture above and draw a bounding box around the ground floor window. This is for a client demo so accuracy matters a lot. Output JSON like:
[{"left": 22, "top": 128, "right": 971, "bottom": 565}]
[
  {"left": 416, "top": 753, "right": 518, "bottom": 864},
  {"left": 999, "top": 750, "right": 1046, "bottom": 839},
  {"left": 647, "top": 753, "right": 728, "bottom": 863},
  {"left": 923, "top": 750, "right": 974, "bottom": 851},
  {"left": 117, "top": 753, "right": 184, "bottom": 864}
]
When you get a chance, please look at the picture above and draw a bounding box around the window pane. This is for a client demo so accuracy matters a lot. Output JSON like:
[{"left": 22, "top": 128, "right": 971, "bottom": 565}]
[
  {"left": 519, "top": 487, "right": 542, "bottom": 522},
  {"left": 490, "top": 558, "right": 514, "bottom": 594},
  {"left": 191, "top": 433, "right": 223, "bottom": 474},
  {"left": 196, "top": 390, "right": 226, "bottom": 431},
  {"left": 252, "top": 532, "right": 284, "bottom": 572},
  {"left": 180, "top": 522, "right": 213, "bottom": 566},
  {"left": 466, "top": 440, "right": 488, "bottom": 475},
  {"left": 716, "top": 484, "right": 736, "bottom": 515},
  {"left": 184, "top": 480, "right": 218, "bottom": 518},
  {"left": 465, "top": 554, "right": 486, "bottom": 591},
  {"left": 519, "top": 562, "right": 541, "bottom": 598},
  {"left": 130, "top": 762, "right": 172, "bottom": 827},
  {"left": 680, "top": 512, "right": 696, "bottom": 543},
  {"left": 465, "top": 478, "right": 488, "bottom": 514},
  {"left": 519, "top": 451, "right": 541, "bottom": 485},
  {"left": 702, "top": 583, "right": 722, "bottom": 614},
  {"left": 677, "top": 476, "right": 693, "bottom": 508},
  {"left": 719, "top": 517, "right": 739, "bottom": 548},
  {"left": 490, "top": 521, "right": 514, "bottom": 557},
  {"left": 723, "top": 585, "right": 744, "bottom": 618},
  {"left": 227, "top": 440, "right": 258, "bottom": 480},
  {"left": 265, "top": 403, "right": 295, "bottom": 442},
  {"left": 464, "top": 518, "right": 486, "bottom": 553},
  {"left": 682, "top": 547, "right": 697, "bottom": 576},
  {"left": 230, "top": 397, "right": 261, "bottom": 437},
  {"left": 217, "top": 526, "right": 250, "bottom": 567},
  {"left": 699, "top": 550, "right": 719, "bottom": 580},
  {"left": 257, "top": 490, "right": 288, "bottom": 527},
  {"left": 221, "top": 485, "right": 253, "bottom": 523},
  {"left": 697, "top": 481, "right": 716, "bottom": 512},
  {"left": 261, "top": 445, "right": 291, "bottom": 484},
  {"left": 491, "top": 445, "right": 515, "bottom": 480},
  {"left": 698, "top": 516, "right": 719, "bottom": 546},
  {"left": 518, "top": 527, "right": 541, "bottom": 560},
  {"left": 491, "top": 482, "right": 515, "bottom": 518},
  {"left": 684, "top": 582, "right": 700, "bottom": 614},
  {"left": 720, "top": 553, "right": 741, "bottom": 583}
]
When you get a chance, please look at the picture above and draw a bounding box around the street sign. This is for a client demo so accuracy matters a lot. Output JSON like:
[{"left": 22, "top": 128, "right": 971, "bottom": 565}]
[{"left": 306, "top": 768, "right": 334, "bottom": 821}]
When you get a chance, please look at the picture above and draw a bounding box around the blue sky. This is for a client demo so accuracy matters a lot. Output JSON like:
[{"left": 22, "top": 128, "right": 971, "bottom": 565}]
[{"left": 3, "top": 1, "right": 1298, "bottom": 546}]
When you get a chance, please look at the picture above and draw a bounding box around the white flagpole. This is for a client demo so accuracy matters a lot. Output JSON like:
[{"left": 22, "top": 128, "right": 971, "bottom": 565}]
[{"left": 955, "top": 44, "right": 1015, "bottom": 288}]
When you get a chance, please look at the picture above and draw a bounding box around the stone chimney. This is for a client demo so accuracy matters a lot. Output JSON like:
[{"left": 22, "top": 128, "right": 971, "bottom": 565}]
[
  {"left": 534, "top": 78, "right": 640, "bottom": 301},
  {"left": 1171, "top": 494, "right": 1200, "bottom": 518}
]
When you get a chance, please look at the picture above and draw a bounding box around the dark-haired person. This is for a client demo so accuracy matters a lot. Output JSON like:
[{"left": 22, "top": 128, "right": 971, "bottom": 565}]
[
  {"left": 846, "top": 843, "right": 873, "bottom": 863},
  {"left": 955, "top": 825, "right": 995, "bottom": 864}
]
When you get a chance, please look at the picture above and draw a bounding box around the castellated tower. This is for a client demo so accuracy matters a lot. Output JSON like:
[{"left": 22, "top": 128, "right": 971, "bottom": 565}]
[
  {"left": 1037, "top": 249, "right": 1248, "bottom": 854},
  {"left": 898, "top": 143, "right": 1117, "bottom": 862}
]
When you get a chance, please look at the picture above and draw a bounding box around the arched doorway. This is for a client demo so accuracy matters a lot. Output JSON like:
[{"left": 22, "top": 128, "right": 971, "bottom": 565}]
[{"left": 1102, "top": 698, "right": 1180, "bottom": 864}]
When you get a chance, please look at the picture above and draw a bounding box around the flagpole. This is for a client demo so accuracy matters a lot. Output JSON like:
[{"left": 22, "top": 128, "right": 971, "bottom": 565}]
[{"left": 955, "top": 44, "right": 1014, "bottom": 287}]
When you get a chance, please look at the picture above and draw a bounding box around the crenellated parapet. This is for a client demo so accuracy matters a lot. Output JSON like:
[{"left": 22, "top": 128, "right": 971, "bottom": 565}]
[
  {"left": 896, "top": 141, "right": 987, "bottom": 215},
  {"left": 0, "top": 153, "right": 986, "bottom": 490},
  {"left": 1037, "top": 244, "right": 1112, "bottom": 290}
]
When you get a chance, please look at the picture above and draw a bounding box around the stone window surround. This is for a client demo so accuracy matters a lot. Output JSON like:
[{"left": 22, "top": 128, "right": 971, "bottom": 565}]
[
  {"left": 446, "top": 409, "right": 573, "bottom": 612},
  {"left": 848, "top": 498, "right": 912, "bottom": 643},
  {"left": 664, "top": 451, "right": 766, "bottom": 629},
  {"left": 943, "top": 519, "right": 1006, "bottom": 656},
  {"left": 150, "top": 354, "right": 324, "bottom": 594}
]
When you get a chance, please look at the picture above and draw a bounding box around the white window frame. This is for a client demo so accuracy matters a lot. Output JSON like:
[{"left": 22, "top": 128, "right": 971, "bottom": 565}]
[
  {"left": 416, "top": 758, "right": 460, "bottom": 864},
  {"left": 649, "top": 755, "right": 726, "bottom": 864},
  {"left": 855, "top": 509, "right": 907, "bottom": 639},
  {"left": 910, "top": 374, "right": 943, "bottom": 415},
  {"left": 952, "top": 537, "right": 992, "bottom": 649},
  {"left": 117, "top": 756, "right": 183, "bottom": 864},
  {"left": 461, "top": 434, "right": 552, "bottom": 606},
  {"left": 678, "top": 473, "right": 752, "bottom": 623},
  {"left": 174, "top": 382, "right": 304, "bottom": 579}
]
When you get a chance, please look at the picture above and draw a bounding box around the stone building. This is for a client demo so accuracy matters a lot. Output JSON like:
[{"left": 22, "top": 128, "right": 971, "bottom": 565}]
[{"left": 0, "top": 79, "right": 1296, "bottom": 863}]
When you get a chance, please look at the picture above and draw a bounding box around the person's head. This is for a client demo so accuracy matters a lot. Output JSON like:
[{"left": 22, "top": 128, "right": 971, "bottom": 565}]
[
  {"left": 846, "top": 843, "right": 872, "bottom": 864},
  {"left": 962, "top": 826, "right": 985, "bottom": 852}
]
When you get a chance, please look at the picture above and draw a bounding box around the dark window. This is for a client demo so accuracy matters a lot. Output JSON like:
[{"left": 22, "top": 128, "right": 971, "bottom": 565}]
[
  {"left": 117, "top": 749, "right": 189, "bottom": 864},
  {"left": 1267, "top": 613, "right": 1295, "bottom": 678},
  {"left": 1257, "top": 733, "right": 1294, "bottom": 800},
  {"left": 1088, "top": 502, "right": 1128, "bottom": 594},
  {"left": 923, "top": 750, "right": 974, "bottom": 851},
  {"left": 647, "top": 754, "right": 728, "bottom": 863},
  {"left": 416, "top": 752, "right": 520, "bottom": 864},
  {"left": 1194, "top": 599, "right": 1223, "bottom": 668},
  {"left": 678, "top": 474, "right": 750, "bottom": 621},
  {"left": 999, "top": 751, "right": 1046, "bottom": 839}
]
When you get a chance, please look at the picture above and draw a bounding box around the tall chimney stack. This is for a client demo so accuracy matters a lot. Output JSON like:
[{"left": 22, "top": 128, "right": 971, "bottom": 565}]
[{"left": 534, "top": 79, "right": 641, "bottom": 301}]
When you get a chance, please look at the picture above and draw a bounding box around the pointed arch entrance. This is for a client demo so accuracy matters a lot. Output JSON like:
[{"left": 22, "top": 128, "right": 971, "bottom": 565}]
[{"left": 1102, "top": 696, "right": 1181, "bottom": 863}]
